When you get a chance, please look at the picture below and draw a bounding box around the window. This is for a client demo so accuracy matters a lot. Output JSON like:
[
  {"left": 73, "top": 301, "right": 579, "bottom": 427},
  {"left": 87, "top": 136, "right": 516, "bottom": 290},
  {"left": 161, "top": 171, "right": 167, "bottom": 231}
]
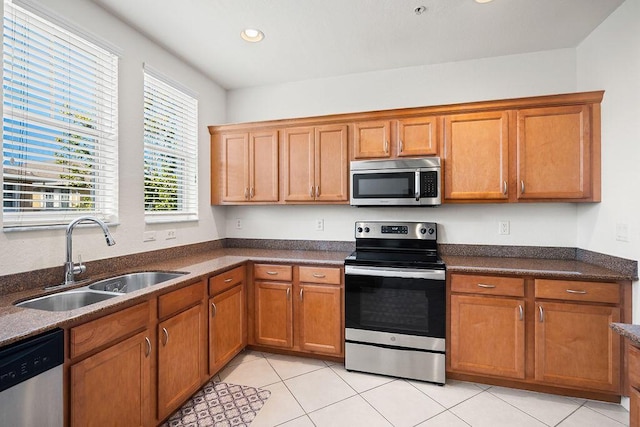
[
  {"left": 143, "top": 69, "right": 198, "bottom": 222},
  {"left": 2, "top": 0, "right": 118, "bottom": 229}
]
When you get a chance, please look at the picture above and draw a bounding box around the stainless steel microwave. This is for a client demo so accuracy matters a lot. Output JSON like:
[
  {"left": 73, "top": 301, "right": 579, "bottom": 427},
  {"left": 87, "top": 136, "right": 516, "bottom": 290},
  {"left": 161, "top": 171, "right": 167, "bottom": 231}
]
[{"left": 350, "top": 158, "right": 441, "bottom": 206}]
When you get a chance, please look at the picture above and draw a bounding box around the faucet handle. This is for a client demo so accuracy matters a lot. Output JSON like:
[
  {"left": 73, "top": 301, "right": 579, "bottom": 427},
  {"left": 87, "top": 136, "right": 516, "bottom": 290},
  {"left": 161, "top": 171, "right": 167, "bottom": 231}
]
[{"left": 73, "top": 254, "right": 86, "bottom": 276}]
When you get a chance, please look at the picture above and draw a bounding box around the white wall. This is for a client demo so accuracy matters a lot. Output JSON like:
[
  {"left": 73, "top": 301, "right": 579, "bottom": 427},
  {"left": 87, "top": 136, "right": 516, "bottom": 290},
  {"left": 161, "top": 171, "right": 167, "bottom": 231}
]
[
  {"left": 0, "top": 0, "right": 227, "bottom": 275},
  {"left": 225, "top": 49, "right": 581, "bottom": 245},
  {"left": 575, "top": 0, "right": 640, "bottom": 319}
]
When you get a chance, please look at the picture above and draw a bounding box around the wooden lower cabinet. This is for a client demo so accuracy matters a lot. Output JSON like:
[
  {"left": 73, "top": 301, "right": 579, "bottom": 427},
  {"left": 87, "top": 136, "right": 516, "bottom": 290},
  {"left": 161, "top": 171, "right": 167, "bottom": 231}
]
[
  {"left": 631, "top": 387, "right": 640, "bottom": 427},
  {"left": 210, "top": 283, "right": 246, "bottom": 372},
  {"left": 534, "top": 301, "right": 620, "bottom": 392},
  {"left": 157, "top": 304, "right": 204, "bottom": 421},
  {"left": 70, "top": 330, "right": 152, "bottom": 427},
  {"left": 450, "top": 294, "right": 525, "bottom": 379},
  {"left": 252, "top": 264, "right": 343, "bottom": 357}
]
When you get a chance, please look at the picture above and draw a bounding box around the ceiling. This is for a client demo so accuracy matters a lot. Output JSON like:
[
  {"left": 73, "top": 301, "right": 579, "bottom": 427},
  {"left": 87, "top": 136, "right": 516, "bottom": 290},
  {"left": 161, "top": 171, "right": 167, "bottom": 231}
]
[{"left": 89, "top": 0, "right": 624, "bottom": 90}]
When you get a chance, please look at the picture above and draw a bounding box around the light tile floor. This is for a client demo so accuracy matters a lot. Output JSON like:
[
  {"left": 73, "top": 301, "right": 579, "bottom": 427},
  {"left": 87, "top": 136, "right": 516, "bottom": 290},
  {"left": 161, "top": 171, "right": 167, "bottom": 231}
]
[{"left": 213, "top": 350, "right": 630, "bottom": 427}]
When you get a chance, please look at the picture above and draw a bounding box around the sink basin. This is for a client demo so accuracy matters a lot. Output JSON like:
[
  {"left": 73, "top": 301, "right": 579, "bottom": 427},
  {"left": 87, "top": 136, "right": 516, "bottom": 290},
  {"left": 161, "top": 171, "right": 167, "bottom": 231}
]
[
  {"left": 16, "top": 290, "right": 117, "bottom": 312},
  {"left": 87, "top": 271, "right": 188, "bottom": 293}
]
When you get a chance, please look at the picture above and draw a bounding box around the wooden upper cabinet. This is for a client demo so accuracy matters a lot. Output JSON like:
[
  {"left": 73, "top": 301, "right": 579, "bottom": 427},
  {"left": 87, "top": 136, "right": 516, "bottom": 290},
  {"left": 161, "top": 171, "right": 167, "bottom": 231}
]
[
  {"left": 283, "top": 125, "right": 348, "bottom": 202},
  {"left": 444, "top": 111, "right": 510, "bottom": 201},
  {"left": 517, "top": 105, "right": 591, "bottom": 200},
  {"left": 353, "top": 120, "right": 391, "bottom": 158},
  {"left": 397, "top": 116, "right": 439, "bottom": 157},
  {"left": 218, "top": 130, "right": 278, "bottom": 203}
]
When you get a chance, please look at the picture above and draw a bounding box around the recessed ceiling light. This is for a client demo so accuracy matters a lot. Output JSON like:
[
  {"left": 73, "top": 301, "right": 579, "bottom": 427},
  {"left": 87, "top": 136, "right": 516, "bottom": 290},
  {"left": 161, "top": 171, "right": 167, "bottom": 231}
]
[
  {"left": 475, "top": 0, "right": 494, "bottom": 3},
  {"left": 241, "top": 28, "right": 264, "bottom": 43}
]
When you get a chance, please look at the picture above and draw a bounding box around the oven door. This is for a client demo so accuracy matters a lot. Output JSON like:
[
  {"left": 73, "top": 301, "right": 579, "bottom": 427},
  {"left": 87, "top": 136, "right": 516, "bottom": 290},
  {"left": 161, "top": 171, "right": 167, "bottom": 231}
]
[{"left": 344, "top": 265, "right": 445, "bottom": 342}]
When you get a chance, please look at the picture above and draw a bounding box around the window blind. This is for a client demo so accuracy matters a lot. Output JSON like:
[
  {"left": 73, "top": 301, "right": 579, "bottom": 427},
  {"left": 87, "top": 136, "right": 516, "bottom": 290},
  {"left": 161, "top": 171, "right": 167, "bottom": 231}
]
[
  {"left": 143, "top": 71, "right": 198, "bottom": 222},
  {"left": 2, "top": 0, "right": 119, "bottom": 228}
]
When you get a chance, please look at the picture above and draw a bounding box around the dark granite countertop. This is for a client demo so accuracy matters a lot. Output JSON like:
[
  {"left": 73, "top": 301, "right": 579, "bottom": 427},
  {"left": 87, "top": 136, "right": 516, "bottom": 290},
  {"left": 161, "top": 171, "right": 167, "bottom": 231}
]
[
  {"left": 442, "top": 255, "right": 635, "bottom": 281},
  {"left": 0, "top": 248, "right": 349, "bottom": 348},
  {"left": 611, "top": 323, "right": 640, "bottom": 347}
]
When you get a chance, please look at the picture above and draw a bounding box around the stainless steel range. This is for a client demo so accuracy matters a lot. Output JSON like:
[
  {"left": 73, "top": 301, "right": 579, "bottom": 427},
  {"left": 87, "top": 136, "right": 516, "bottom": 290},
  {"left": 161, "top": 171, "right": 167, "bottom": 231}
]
[{"left": 344, "top": 221, "right": 446, "bottom": 384}]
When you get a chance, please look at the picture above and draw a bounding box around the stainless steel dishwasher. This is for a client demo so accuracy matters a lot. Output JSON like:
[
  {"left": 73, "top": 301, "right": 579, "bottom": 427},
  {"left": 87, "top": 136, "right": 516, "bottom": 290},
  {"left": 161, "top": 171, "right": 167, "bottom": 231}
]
[{"left": 0, "top": 328, "right": 64, "bottom": 427}]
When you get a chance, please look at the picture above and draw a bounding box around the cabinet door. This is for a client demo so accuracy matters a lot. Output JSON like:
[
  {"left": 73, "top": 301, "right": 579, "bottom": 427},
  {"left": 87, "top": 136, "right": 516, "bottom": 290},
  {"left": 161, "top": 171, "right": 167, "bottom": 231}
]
[
  {"left": 298, "top": 283, "right": 342, "bottom": 355},
  {"left": 255, "top": 281, "right": 293, "bottom": 348},
  {"left": 444, "top": 111, "right": 510, "bottom": 200},
  {"left": 210, "top": 284, "right": 246, "bottom": 373},
  {"left": 631, "top": 387, "right": 640, "bottom": 427},
  {"left": 221, "top": 133, "right": 250, "bottom": 202},
  {"left": 70, "top": 331, "right": 152, "bottom": 427},
  {"left": 397, "top": 116, "right": 438, "bottom": 157},
  {"left": 315, "top": 125, "right": 348, "bottom": 202},
  {"left": 517, "top": 105, "right": 591, "bottom": 199},
  {"left": 283, "top": 127, "right": 315, "bottom": 201},
  {"left": 535, "top": 301, "right": 620, "bottom": 392},
  {"left": 249, "top": 130, "right": 279, "bottom": 202},
  {"left": 450, "top": 295, "right": 525, "bottom": 379},
  {"left": 353, "top": 120, "right": 391, "bottom": 158},
  {"left": 158, "top": 305, "right": 204, "bottom": 420}
]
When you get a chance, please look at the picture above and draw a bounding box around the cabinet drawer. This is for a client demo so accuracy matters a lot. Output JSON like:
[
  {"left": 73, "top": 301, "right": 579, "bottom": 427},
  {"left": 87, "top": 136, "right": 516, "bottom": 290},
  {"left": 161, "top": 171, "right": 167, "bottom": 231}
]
[
  {"left": 209, "top": 266, "right": 245, "bottom": 295},
  {"left": 254, "top": 264, "right": 293, "bottom": 281},
  {"left": 299, "top": 266, "right": 341, "bottom": 285},
  {"left": 158, "top": 281, "right": 205, "bottom": 319},
  {"left": 70, "top": 301, "right": 149, "bottom": 359},
  {"left": 535, "top": 279, "right": 619, "bottom": 304},
  {"left": 451, "top": 274, "right": 524, "bottom": 297},
  {"left": 630, "top": 345, "right": 640, "bottom": 389}
]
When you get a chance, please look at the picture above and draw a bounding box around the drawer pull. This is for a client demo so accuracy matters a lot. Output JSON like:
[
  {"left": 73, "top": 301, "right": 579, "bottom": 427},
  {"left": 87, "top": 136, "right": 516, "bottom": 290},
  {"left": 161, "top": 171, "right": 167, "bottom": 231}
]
[
  {"left": 518, "top": 305, "right": 523, "bottom": 321},
  {"left": 266, "top": 271, "right": 279, "bottom": 276},
  {"left": 538, "top": 306, "right": 544, "bottom": 323},
  {"left": 477, "top": 283, "right": 496, "bottom": 289},
  {"left": 312, "top": 273, "right": 326, "bottom": 278},
  {"left": 144, "top": 337, "right": 151, "bottom": 357},
  {"left": 566, "top": 289, "right": 587, "bottom": 295},
  {"left": 224, "top": 278, "right": 233, "bottom": 283},
  {"left": 162, "top": 327, "right": 169, "bottom": 346},
  {"left": 211, "top": 302, "right": 217, "bottom": 317}
]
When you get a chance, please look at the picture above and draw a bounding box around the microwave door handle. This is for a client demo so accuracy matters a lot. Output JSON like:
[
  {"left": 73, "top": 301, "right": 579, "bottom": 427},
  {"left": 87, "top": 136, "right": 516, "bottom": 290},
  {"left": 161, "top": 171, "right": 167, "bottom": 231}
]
[{"left": 415, "top": 170, "right": 420, "bottom": 201}]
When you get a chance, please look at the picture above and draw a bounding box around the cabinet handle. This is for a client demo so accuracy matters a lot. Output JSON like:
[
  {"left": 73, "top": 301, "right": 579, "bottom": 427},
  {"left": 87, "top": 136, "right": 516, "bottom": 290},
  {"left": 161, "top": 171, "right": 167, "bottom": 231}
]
[
  {"left": 566, "top": 289, "right": 587, "bottom": 295},
  {"left": 244, "top": 188, "right": 249, "bottom": 200},
  {"left": 384, "top": 140, "right": 389, "bottom": 153},
  {"left": 518, "top": 305, "right": 523, "bottom": 321},
  {"left": 477, "top": 283, "right": 496, "bottom": 289},
  {"left": 286, "top": 287, "right": 291, "bottom": 300},
  {"left": 224, "top": 278, "right": 233, "bottom": 283},
  {"left": 144, "top": 337, "right": 151, "bottom": 357},
  {"left": 538, "top": 306, "right": 544, "bottom": 322},
  {"left": 211, "top": 302, "right": 217, "bottom": 317},
  {"left": 250, "top": 187, "right": 255, "bottom": 199},
  {"left": 300, "top": 288, "right": 304, "bottom": 301},
  {"left": 399, "top": 140, "right": 404, "bottom": 153},
  {"left": 266, "top": 271, "right": 278, "bottom": 276},
  {"left": 316, "top": 186, "right": 320, "bottom": 197},
  {"left": 162, "top": 327, "right": 169, "bottom": 346},
  {"left": 310, "top": 187, "right": 314, "bottom": 198},
  {"left": 503, "top": 181, "right": 507, "bottom": 195},
  {"left": 312, "top": 273, "right": 326, "bottom": 278},
  {"left": 521, "top": 180, "right": 525, "bottom": 194}
]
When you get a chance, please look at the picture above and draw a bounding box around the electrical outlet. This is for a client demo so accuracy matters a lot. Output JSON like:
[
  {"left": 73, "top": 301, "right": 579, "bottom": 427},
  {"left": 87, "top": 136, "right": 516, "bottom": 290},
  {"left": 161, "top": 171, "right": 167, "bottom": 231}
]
[
  {"left": 315, "top": 219, "right": 324, "bottom": 231},
  {"left": 616, "top": 223, "right": 629, "bottom": 242},
  {"left": 498, "top": 221, "right": 510, "bottom": 235},
  {"left": 235, "top": 218, "right": 242, "bottom": 230},
  {"left": 143, "top": 231, "right": 156, "bottom": 242},
  {"left": 166, "top": 229, "right": 176, "bottom": 240}
]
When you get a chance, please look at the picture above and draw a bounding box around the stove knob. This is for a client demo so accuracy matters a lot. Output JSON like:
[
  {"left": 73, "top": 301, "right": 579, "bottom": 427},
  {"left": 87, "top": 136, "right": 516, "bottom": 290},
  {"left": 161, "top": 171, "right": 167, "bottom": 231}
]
[
  {"left": 364, "top": 227, "right": 370, "bottom": 233},
  {"left": 428, "top": 228, "right": 435, "bottom": 235},
  {"left": 357, "top": 227, "right": 363, "bottom": 233},
  {"left": 420, "top": 228, "right": 427, "bottom": 234}
]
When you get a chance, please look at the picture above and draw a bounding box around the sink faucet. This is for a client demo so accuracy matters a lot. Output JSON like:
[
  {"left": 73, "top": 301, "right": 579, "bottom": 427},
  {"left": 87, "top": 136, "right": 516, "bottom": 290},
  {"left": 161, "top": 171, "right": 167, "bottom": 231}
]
[{"left": 63, "top": 216, "right": 116, "bottom": 286}]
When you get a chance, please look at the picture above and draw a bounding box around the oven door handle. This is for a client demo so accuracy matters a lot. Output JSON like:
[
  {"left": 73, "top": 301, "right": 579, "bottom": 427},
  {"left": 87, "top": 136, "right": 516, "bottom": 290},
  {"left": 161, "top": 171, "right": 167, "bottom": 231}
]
[{"left": 345, "top": 265, "right": 445, "bottom": 280}]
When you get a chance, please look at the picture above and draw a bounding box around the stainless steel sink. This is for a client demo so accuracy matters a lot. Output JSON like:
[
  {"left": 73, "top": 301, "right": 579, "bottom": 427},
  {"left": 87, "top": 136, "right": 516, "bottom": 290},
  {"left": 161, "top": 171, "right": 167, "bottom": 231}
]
[
  {"left": 15, "top": 290, "right": 117, "bottom": 312},
  {"left": 87, "top": 271, "right": 188, "bottom": 293}
]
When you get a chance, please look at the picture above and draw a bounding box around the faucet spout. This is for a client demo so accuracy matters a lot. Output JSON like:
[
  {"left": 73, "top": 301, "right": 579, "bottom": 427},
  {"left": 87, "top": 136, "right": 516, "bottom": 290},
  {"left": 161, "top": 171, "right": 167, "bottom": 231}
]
[{"left": 63, "top": 216, "right": 116, "bottom": 286}]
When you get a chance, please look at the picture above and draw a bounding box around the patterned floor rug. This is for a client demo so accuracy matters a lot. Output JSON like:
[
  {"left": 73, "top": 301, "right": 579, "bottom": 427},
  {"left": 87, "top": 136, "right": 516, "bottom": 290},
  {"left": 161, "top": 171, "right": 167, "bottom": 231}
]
[{"left": 161, "top": 381, "right": 271, "bottom": 427}]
